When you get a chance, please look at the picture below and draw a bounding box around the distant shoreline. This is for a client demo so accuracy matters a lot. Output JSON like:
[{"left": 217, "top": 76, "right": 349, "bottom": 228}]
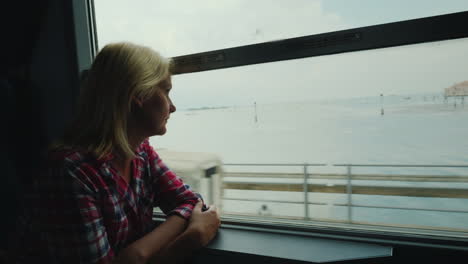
[{"left": 186, "top": 106, "right": 230, "bottom": 111}]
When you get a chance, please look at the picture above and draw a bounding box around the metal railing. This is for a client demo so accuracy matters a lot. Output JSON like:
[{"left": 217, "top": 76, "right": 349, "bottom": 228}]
[
  {"left": 222, "top": 163, "right": 468, "bottom": 224},
  {"left": 224, "top": 163, "right": 326, "bottom": 220}
]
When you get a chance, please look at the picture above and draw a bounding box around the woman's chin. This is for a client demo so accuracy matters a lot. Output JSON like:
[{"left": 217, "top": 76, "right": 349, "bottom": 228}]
[{"left": 152, "top": 126, "right": 167, "bottom": 136}]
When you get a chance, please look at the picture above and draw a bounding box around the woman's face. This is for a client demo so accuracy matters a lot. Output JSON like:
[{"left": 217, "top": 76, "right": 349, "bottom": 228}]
[{"left": 136, "top": 76, "right": 176, "bottom": 137}]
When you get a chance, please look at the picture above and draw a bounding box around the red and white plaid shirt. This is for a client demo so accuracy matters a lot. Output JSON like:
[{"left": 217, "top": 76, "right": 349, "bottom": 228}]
[{"left": 13, "top": 139, "right": 200, "bottom": 263}]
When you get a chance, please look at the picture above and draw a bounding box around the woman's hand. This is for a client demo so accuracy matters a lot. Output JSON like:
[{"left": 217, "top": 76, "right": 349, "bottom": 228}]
[{"left": 187, "top": 200, "right": 221, "bottom": 247}]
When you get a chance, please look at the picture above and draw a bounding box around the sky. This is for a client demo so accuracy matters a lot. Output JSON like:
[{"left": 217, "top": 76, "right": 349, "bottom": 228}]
[{"left": 94, "top": 0, "right": 468, "bottom": 109}]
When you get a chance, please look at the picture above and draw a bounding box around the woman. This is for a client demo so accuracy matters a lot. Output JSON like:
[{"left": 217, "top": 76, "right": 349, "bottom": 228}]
[{"left": 12, "top": 42, "right": 220, "bottom": 263}]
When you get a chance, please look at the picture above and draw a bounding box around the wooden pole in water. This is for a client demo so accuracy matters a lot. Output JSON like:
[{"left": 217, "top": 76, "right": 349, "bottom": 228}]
[
  {"left": 254, "top": 101, "right": 258, "bottom": 123},
  {"left": 380, "top": 94, "right": 384, "bottom": 116}
]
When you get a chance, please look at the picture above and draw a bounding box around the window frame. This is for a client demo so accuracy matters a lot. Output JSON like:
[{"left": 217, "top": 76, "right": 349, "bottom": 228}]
[
  {"left": 71, "top": 0, "right": 98, "bottom": 74},
  {"left": 155, "top": 210, "right": 468, "bottom": 251},
  {"left": 82, "top": 1, "right": 468, "bottom": 253}
]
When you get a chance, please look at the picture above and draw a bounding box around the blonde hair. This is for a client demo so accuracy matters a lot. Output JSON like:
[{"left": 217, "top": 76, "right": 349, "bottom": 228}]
[{"left": 61, "top": 42, "right": 172, "bottom": 160}]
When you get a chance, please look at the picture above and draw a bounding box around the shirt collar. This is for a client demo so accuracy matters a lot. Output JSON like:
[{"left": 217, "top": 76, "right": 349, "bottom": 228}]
[{"left": 97, "top": 139, "right": 148, "bottom": 165}]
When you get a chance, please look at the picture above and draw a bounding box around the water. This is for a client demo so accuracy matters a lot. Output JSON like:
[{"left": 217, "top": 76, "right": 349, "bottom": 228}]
[
  {"left": 154, "top": 94, "right": 468, "bottom": 166},
  {"left": 151, "top": 94, "right": 468, "bottom": 232}
]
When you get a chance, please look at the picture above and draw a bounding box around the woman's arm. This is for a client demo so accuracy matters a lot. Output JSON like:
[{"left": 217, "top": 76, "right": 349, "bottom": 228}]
[
  {"left": 114, "top": 215, "right": 188, "bottom": 263},
  {"left": 143, "top": 140, "right": 199, "bottom": 219},
  {"left": 117, "top": 201, "right": 220, "bottom": 264},
  {"left": 148, "top": 200, "right": 221, "bottom": 264},
  {"left": 139, "top": 141, "right": 220, "bottom": 263}
]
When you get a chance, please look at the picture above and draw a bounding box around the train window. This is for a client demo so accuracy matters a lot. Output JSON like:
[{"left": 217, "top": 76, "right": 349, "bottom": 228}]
[
  {"left": 152, "top": 38, "right": 468, "bottom": 237},
  {"left": 94, "top": 1, "right": 468, "bottom": 241}
]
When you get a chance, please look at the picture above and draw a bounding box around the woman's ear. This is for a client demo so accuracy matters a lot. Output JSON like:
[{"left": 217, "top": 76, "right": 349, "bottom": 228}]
[{"left": 132, "top": 96, "right": 143, "bottom": 108}]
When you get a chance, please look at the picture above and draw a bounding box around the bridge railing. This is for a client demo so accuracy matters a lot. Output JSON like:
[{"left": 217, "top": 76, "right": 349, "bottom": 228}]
[{"left": 222, "top": 163, "right": 468, "bottom": 225}]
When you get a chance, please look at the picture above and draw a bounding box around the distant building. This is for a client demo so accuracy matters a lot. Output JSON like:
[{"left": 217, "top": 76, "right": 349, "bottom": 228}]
[{"left": 445, "top": 81, "right": 468, "bottom": 96}]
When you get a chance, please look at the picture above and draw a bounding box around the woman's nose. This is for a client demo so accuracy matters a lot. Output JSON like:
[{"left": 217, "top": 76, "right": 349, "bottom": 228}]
[{"left": 170, "top": 102, "right": 176, "bottom": 113}]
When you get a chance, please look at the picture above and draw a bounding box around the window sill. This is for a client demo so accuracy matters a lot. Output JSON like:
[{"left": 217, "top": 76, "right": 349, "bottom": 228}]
[
  {"left": 154, "top": 215, "right": 392, "bottom": 263},
  {"left": 199, "top": 225, "right": 392, "bottom": 263},
  {"left": 154, "top": 212, "right": 468, "bottom": 263}
]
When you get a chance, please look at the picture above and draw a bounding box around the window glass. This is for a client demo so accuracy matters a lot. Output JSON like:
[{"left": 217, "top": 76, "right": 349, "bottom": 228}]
[
  {"left": 95, "top": 0, "right": 468, "bottom": 56},
  {"left": 95, "top": 2, "right": 468, "bottom": 235},
  {"left": 152, "top": 38, "right": 468, "bottom": 235}
]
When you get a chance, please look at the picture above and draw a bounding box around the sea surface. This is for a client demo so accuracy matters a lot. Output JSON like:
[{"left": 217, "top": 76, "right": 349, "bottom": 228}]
[{"left": 151, "top": 94, "right": 468, "bottom": 233}]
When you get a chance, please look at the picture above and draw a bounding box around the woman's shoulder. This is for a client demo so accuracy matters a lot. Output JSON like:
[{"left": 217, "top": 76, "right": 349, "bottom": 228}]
[
  {"left": 42, "top": 146, "right": 105, "bottom": 193},
  {"left": 46, "top": 145, "right": 99, "bottom": 170}
]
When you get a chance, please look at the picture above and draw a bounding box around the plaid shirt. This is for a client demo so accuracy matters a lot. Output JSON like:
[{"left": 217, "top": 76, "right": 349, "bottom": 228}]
[{"left": 13, "top": 139, "right": 200, "bottom": 263}]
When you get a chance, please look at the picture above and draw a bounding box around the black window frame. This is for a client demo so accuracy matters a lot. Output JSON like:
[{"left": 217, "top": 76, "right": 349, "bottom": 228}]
[{"left": 80, "top": 0, "right": 468, "bottom": 254}]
